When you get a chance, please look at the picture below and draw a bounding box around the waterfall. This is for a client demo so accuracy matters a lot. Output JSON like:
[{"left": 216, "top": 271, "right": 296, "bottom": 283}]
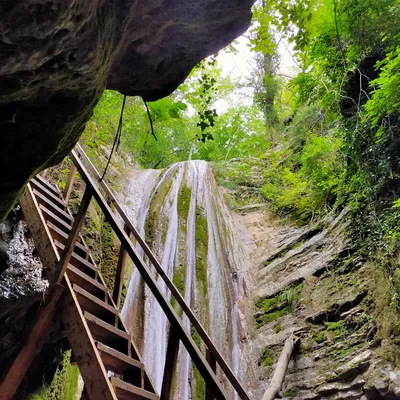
[{"left": 121, "top": 160, "right": 248, "bottom": 398}]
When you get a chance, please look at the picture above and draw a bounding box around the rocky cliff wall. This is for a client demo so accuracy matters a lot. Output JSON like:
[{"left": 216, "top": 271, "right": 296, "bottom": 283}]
[{"left": 240, "top": 208, "right": 400, "bottom": 400}]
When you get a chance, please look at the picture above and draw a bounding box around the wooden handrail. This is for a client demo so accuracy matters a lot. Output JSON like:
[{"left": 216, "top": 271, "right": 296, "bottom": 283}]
[
  {"left": 72, "top": 143, "right": 250, "bottom": 400},
  {"left": 70, "top": 149, "right": 229, "bottom": 400},
  {"left": 160, "top": 327, "right": 180, "bottom": 400}
]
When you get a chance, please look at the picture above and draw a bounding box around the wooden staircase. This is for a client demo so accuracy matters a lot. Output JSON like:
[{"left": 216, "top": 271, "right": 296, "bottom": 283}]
[
  {"left": 20, "top": 175, "right": 159, "bottom": 400},
  {"left": 1, "top": 143, "right": 251, "bottom": 400}
]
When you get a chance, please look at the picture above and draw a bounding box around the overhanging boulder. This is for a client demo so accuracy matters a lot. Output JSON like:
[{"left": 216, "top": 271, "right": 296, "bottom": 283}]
[{"left": 0, "top": 0, "right": 254, "bottom": 219}]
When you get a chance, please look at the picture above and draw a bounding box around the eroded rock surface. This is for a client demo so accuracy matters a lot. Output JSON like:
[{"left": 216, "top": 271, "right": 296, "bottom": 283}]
[
  {"left": 240, "top": 208, "right": 400, "bottom": 400},
  {"left": 0, "top": 0, "right": 254, "bottom": 219}
]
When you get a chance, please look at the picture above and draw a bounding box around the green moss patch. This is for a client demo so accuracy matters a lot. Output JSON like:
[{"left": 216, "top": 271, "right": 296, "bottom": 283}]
[
  {"left": 171, "top": 265, "right": 186, "bottom": 316},
  {"left": 284, "top": 389, "right": 297, "bottom": 398},
  {"left": 259, "top": 348, "right": 277, "bottom": 377},
  {"left": 324, "top": 320, "right": 347, "bottom": 339},
  {"left": 255, "top": 283, "right": 303, "bottom": 328},
  {"left": 145, "top": 175, "right": 173, "bottom": 246},
  {"left": 191, "top": 326, "right": 205, "bottom": 400},
  {"left": 192, "top": 364, "right": 206, "bottom": 400},
  {"left": 30, "top": 350, "right": 79, "bottom": 400},
  {"left": 177, "top": 184, "right": 191, "bottom": 219},
  {"left": 99, "top": 220, "right": 119, "bottom": 292},
  {"left": 195, "top": 207, "right": 208, "bottom": 297}
]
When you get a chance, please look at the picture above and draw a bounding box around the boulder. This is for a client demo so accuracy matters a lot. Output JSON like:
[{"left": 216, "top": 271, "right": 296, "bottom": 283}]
[{"left": 0, "top": 0, "right": 254, "bottom": 219}]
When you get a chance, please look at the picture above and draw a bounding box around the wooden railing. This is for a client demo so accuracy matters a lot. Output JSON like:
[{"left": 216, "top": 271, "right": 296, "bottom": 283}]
[{"left": 64, "top": 143, "right": 250, "bottom": 400}]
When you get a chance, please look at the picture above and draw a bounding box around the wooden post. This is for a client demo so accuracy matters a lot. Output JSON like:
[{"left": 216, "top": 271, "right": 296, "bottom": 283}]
[
  {"left": 206, "top": 349, "right": 217, "bottom": 400},
  {"left": 112, "top": 224, "right": 130, "bottom": 308},
  {"left": 261, "top": 335, "right": 299, "bottom": 400},
  {"left": 0, "top": 285, "right": 64, "bottom": 400},
  {"left": 56, "top": 187, "right": 92, "bottom": 283},
  {"left": 160, "top": 326, "right": 180, "bottom": 400},
  {"left": 63, "top": 164, "right": 77, "bottom": 204}
]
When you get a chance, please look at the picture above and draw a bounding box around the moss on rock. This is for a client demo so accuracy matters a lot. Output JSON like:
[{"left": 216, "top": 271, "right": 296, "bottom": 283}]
[
  {"left": 145, "top": 174, "right": 173, "bottom": 246},
  {"left": 191, "top": 326, "right": 205, "bottom": 400},
  {"left": 195, "top": 207, "right": 208, "bottom": 298},
  {"left": 255, "top": 283, "right": 303, "bottom": 328},
  {"left": 99, "top": 220, "right": 119, "bottom": 292},
  {"left": 30, "top": 350, "right": 79, "bottom": 400},
  {"left": 177, "top": 184, "right": 191, "bottom": 220}
]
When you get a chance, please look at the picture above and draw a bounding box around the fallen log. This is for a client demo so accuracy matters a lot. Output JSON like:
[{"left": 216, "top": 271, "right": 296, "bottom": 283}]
[{"left": 262, "top": 334, "right": 300, "bottom": 400}]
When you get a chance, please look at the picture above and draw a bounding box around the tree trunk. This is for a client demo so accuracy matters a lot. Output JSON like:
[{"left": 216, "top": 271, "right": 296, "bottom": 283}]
[{"left": 262, "top": 334, "right": 299, "bottom": 400}]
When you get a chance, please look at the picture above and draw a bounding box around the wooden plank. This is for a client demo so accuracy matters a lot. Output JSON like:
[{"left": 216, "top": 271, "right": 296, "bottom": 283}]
[
  {"left": 97, "top": 342, "right": 143, "bottom": 373},
  {"left": 71, "top": 149, "right": 228, "bottom": 400},
  {"left": 33, "top": 188, "right": 73, "bottom": 223},
  {"left": 55, "top": 242, "right": 98, "bottom": 276},
  {"left": 206, "top": 350, "right": 217, "bottom": 400},
  {"left": 85, "top": 312, "right": 131, "bottom": 340},
  {"left": 31, "top": 178, "right": 66, "bottom": 208},
  {"left": 111, "top": 377, "right": 159, "bottom": 400},
  {"left": 0, "top": 285, "right": 64, "bottom": 400},
  {"left": 56, "top": 187, "right": 92, "bottom": 284},
  {"left": 160, "top": 326, "right": 180, "bottom": 400},
  {"left": 63, "top": 276, "right": 118, "bottom": 400},
  {"left": 74, "top": 284, "right": 118, "bottom": 314},
  {"left": 64, "top": 164, "right": 77, "bottom": 203},
  {"left": 40, "top": 204, "right": 73, "bottom": 232},
  {"left": 35, "top": 174, "right": 61, "bottom": 197},
  {"left": 20, "top": 184, "right": 60, "bottom": 282},
  {"left": 73, "top": 284, "right": 118, "bottom": 325},
  {"left": 67, "top": 264, "right": 107, "bottom": 298},
  {"left": 47, "top": 221, "right": 88, "bottom": 258},
  {"left": 112, "top": 224, "right": 130, "bottom": 307},
  {"left": 73, "top": 144, "right": 248, "bottom": 399}
]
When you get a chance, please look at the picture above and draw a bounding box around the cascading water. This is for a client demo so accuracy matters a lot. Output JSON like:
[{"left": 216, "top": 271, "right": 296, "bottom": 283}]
[{"left": 121, "top": 160, "right": 248, "bottom": 399}]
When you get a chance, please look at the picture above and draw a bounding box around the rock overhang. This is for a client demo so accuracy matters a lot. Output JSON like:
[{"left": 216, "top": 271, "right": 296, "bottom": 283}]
[{"left": 0, "top": 0, "right": 255, "bottom": 219}]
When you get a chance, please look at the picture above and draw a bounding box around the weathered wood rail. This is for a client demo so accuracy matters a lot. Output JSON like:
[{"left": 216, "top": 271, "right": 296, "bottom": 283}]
[
  {"left": 70, "top": 143, "right": 250, "bottom": 400},
  {"left": 0, "top": 143, "right": 251, "bottom": 400}
]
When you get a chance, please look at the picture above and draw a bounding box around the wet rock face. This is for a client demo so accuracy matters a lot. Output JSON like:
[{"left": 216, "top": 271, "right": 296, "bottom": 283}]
[{"left": 0, "top": 0, "right": 254, "bottom": 220}]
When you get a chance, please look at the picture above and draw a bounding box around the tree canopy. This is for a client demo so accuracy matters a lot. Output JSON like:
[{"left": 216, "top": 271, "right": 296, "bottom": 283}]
[{"left": 81, "top": 0, "right": 400, "bottom": 253}]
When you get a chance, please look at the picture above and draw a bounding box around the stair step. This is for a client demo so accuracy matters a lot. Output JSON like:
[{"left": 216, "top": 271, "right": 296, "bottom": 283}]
[
  {"left": 39, "top": 204, "right": 73, "bottom": 233},
  {"left": 47, "top": 221, "right": 88, "bottom": 258},
  {"left": 55, "top": 241, "right": 98, "bottom": 278},
  {"left": 97, "top": 342, "right": 143, "bottom": 376},
  {"left": 34, "top": 174, "right": 61, "bottom": 197},
  {"left": 74, "top": 284, "right": 117, "bottom": 325},
  {"left": 67, "top": 264, "right": 107, "bottom": 299},
  {"left": 32, "top": 188, "right": 73, "bottom": 224},
  {"left": 110, "top": 377, "right": 159, "bottom": 400},
  {"left": 85, "top": 312, "right": 130, "bottom": 355},
  {"left": 31, "top": 178, "right": 66, "bottom": 209}
]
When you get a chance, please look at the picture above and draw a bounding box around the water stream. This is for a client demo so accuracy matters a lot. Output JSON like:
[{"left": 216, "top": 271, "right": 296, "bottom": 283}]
[{"left": 121, "top": 160, "right": 248, "bottom": 398}]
